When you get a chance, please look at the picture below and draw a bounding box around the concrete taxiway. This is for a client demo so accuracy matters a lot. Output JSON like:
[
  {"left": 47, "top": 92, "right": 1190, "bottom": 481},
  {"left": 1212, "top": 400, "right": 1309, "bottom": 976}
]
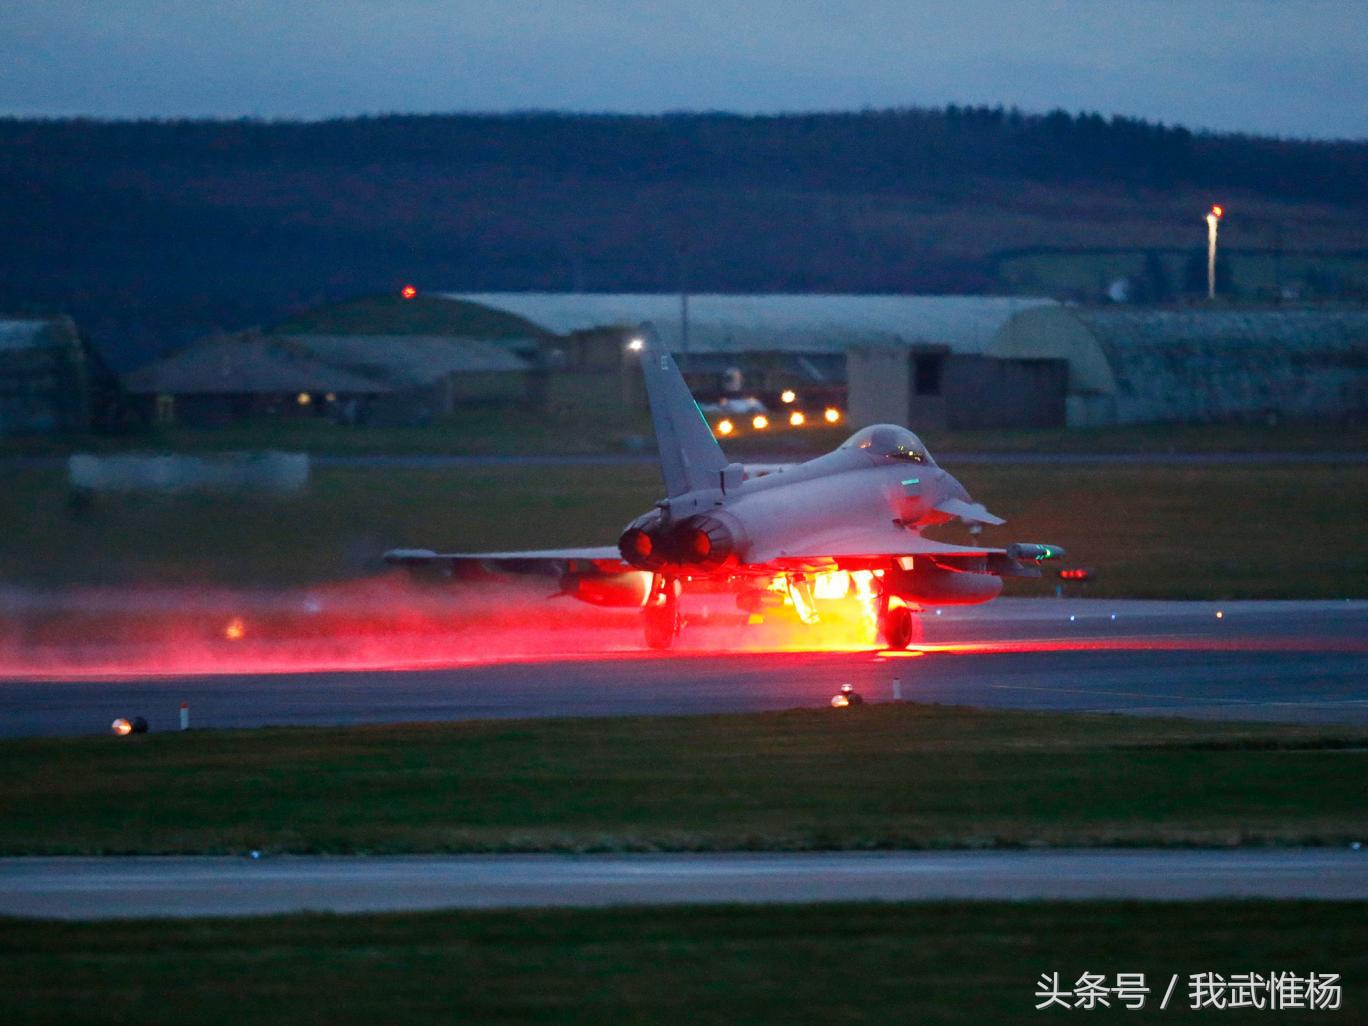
[
  {"left": 1, "top": 599, "right": 1364, "bottom": 737},
  {"left": 2, "top": 850, "right": 1365, "bottom": 919}
]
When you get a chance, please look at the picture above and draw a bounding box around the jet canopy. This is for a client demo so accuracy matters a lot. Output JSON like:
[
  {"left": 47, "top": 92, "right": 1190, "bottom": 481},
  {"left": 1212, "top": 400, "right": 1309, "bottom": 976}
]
[{"left": 840, "top": 424, "right": 936, "bottom": 465}]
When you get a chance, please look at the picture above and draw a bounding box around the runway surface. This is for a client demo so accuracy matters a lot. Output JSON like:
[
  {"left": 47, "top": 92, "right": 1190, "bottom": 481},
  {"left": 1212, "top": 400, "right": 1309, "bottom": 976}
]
[
  {"left": 1, "top": 598, "right": 1364, "bottom": 738},
  {"left": 3, "top": 850, "right": 1365, "bottom": 918}
]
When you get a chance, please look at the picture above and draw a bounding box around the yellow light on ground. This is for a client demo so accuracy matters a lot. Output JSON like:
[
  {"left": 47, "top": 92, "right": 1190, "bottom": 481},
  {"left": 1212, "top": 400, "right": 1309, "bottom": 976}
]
[
  {"left": 224, "top": 617, "right": 246, "bottom": 641},
  {"left": 751, "top": 414, "right": 769, "bottom": 430},
  {"left": 830, "top": 694, "right": 850, "bottom": 708},
  {"left": 296, "top": 393, "right": 311, "bottom": 406},
  {"left": 111, "top": 718, "right": 133, "bottom": 736},
  {"left": 716, "top": 419, "right": 734, "bottom": 436},
  {"left": 789, "top": 410, "right": 806, "bottom": 427},
  {"left": 780, "top": 389, "right": 797, "bottom": 404},
  {"left": 824, "top": 407, "right": 841, "bottom": 424}
]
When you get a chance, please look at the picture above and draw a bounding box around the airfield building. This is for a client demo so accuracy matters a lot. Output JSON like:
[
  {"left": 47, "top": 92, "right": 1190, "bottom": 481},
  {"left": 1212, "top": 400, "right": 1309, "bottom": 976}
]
[
  {"left": 441, "top": 292, "right": 1063, "bottom": 428},
  {"left": 122, "top": 332, "right": 534, "bottom": 427},
  {"left": 0, "top": 316, "right": 91, "bottom": 435},
  {"left": 986, "top": 306, "right": 1368, "bottom": 426}
]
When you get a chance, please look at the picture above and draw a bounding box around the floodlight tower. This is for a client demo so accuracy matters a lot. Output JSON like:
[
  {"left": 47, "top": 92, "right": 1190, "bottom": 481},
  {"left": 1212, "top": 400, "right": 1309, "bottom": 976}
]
[{"left": 1205, "top": 205, "right": 1224, "bottom": 300}]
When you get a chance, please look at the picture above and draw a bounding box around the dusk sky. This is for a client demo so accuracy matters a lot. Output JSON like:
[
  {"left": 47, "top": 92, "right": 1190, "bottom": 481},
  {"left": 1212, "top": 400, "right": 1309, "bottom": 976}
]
[{"left": 2, "top": 1, "right": 1365, "bottom": 138}]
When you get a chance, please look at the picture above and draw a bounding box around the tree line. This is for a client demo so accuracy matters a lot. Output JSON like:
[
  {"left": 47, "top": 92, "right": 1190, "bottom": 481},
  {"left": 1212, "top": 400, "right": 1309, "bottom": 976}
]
[{"left": 0, "top": 106, "right": 1362, "bottom": 367}]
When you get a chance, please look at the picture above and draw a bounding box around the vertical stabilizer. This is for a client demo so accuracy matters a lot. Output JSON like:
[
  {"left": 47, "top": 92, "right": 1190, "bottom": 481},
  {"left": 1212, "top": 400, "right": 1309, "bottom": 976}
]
[{"left": 636, "top": 324, "right": 728, "bottom": 497}]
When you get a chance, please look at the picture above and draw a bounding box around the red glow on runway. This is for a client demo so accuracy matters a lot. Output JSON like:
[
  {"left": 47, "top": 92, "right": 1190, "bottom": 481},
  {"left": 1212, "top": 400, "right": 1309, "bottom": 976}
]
[
  {"left": 0, "top": 580, "right": 1361, "bottom": 682},
  {"left": 892, "top": 636, "right": 1368, "bottom": 658}
]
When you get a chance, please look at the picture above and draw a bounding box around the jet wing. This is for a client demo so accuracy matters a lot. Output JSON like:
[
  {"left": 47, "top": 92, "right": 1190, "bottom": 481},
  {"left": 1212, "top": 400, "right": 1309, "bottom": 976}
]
[
  {"left": 751, "top": 525, "right": 998, "bottom": 569},
  {"left": 385, "top": 546, "right": 629, "bottom": 578},
  {"left": 754, "top": 526, "right": 1058, "bottom": 579}
]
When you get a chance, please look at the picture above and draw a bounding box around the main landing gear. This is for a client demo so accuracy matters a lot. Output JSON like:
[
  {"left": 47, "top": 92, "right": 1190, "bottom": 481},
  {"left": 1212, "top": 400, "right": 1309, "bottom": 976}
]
[
  {"left": 643, "top": 574, "right": 682, "bottom": 650},
  {"left": 879, "top": 604, "right": 915, "bottom": 649}
]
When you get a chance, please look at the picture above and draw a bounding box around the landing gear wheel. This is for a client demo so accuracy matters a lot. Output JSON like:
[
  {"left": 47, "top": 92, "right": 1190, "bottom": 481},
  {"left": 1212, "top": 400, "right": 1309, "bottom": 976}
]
[
  {"left": 643, "top": 575, "right": 681, "bottom": 650},
  {"left": 880, "top": 605, "right": 914, "bottom": 650},
  {"left": 644, "top": 603, "right": 679, "bottom": 649}
]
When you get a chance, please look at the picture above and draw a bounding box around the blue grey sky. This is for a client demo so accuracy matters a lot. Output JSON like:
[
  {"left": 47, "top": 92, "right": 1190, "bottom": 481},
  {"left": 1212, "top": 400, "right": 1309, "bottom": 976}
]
[{"left": 2, "top": 1, "right": 1365, "bottom": 138}]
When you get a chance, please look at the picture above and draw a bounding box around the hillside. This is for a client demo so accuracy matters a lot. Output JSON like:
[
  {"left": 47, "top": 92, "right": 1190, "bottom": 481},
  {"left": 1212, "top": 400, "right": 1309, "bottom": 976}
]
[{"left": 1, "top": 107, "right": 1366, "bottom": 368}]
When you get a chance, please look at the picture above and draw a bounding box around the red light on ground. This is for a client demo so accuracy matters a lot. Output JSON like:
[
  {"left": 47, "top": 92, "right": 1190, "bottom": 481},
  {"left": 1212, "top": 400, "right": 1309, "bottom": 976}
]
[
  {"left": 400, "top": 285, "right": 418, "bottom": 300},
  {"left": 224, "top": 617, "right": 246, "bottom": 641},
  {"left": 1057, "top": 568, "right": 1094, "bottom": 582}
]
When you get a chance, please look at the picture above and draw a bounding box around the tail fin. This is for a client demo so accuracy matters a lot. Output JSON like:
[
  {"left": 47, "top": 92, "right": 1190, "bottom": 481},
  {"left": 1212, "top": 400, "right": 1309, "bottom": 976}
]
[{"left": 636, "top": 324, "right": 728, "bottom": 497}]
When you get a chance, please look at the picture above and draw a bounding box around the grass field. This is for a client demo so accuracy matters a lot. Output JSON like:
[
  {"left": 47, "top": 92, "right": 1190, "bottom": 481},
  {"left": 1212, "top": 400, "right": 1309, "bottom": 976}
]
[
  {"left": 2, "top": 900, "right": 1364, "bottom": 1025},
  {"left": 4, "top": 413, "right": 1366, "bottom": 459},
  {"left": 2, "top": 705, "right": 1365, "bottom": 855},
  {"left": 1, "top": 460, "right": 1364, "bottom": 597}
]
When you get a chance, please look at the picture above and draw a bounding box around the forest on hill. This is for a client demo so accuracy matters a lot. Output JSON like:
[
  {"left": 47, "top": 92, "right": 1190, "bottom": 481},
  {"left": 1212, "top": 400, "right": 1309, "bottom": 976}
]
[{"left": 1, "top": 106, "right": 1365, "bottom": 368}]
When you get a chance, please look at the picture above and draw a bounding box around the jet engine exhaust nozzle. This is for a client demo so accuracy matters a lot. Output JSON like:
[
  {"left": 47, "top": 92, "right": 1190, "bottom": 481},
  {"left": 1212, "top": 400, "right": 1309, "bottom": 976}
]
[
  {"left": 618, "top": 512, "right": 741, "bottom": 572},
  {"left": 669, "top": 514, "right": 738, "bottom": 572}
]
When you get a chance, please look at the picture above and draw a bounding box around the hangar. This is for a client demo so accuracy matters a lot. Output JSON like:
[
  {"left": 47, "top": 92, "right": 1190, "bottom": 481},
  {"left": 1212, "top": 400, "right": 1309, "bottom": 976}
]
[
  {"left": 122, "top": 331, "right": 533, "bottom": 427},
  {"left": 440, "top": 292, "right": 1060, "bottom": 423},
  {"left": 987, "top": 306, "right": 1368, "bottom": 426}
]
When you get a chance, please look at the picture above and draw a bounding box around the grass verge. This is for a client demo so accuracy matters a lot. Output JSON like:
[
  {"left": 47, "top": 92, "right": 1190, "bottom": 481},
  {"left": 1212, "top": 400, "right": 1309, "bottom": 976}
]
[
  {"left": 2, "top": 705, "right": 1366, "bottom": 855},
  {"left": 2, "top": 901, "right": 1365, "bottom": 1025},
  {"left": 3, "top": 416, "right": 1365, "bottom": 459}
]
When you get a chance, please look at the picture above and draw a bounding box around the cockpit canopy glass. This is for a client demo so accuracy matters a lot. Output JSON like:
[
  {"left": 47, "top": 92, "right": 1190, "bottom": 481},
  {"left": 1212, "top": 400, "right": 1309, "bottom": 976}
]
[{"left": 840, "top": 424, "right": 935, "bottom": 465}]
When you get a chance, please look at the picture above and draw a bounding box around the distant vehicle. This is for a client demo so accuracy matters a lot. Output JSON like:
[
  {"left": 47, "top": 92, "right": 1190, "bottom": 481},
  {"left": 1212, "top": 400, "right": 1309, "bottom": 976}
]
[
  {"left": 698, "top": 395, "right": 768, "bottom": 416},
  {"left": 387, "top": 329, "right": 1062, "bottom": 650}
]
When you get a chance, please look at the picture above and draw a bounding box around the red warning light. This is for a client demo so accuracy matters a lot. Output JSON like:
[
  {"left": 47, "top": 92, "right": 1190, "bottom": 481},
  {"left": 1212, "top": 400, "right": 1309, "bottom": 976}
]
[
  {"left": 400, "top": 285, "right": 418, "bottom": 300},
  {"left": 1210, "top": 205, "right": 1223, "bottom": 219},
  {"left": 1057, "top": 568, "right": 1094, "bottom": 582}
]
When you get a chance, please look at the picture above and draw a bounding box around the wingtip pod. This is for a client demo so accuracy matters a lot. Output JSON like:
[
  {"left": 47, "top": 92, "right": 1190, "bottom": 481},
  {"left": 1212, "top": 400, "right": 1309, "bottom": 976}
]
[{"left": 1006, "top": 542, "right": 1066, "bottom": 562}]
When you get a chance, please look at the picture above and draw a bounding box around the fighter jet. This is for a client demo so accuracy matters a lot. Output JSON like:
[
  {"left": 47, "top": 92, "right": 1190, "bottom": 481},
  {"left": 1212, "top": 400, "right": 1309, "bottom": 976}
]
[{"left": 386, "top": 328, "right": 1063, "bottom": 650}]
